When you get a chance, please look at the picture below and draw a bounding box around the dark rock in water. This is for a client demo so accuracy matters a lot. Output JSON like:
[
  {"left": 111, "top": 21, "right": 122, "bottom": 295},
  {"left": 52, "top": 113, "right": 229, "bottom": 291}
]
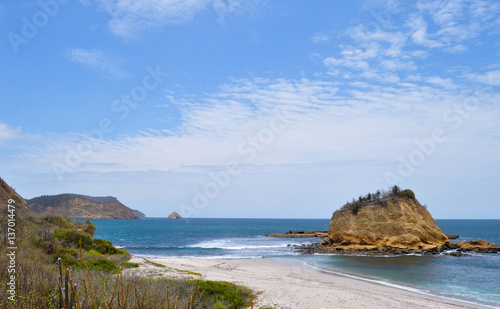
[
  {"left": 446, "top": 234, "right": 459, "bottom": 239},
  {"left": 445, "top": 242, "right": 460, "bottom": 250},
  {"left": 454, "top": 240, "right": 500, "bottom": 253},
  {"left": 266, "top": 230, "right": 329, "bottom": 238},
  {"left": 445, "top": 251, "right": 471, "bottom": 257}
]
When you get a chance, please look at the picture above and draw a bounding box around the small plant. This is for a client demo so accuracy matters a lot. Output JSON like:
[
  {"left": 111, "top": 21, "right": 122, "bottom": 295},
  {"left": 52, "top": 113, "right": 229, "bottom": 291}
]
[
  {"left": 51, "top": 258, "right": 84, "bottom": 309},
  {"left": 145, "top": 259, "right": 166, "bottom": 267},
  {"left": 86, "top": 258, "right": 119, "bottom": 272},
  {"left": 197, "top": 280, "right": 253, "bottom": 309},
  {"left": 54, "top": 248, "right": 81, "bottom": 269},
  {"left": 80, "top": 219, "right": 96, "bottom": 237},
  {"left": 398, "top": 189, "right": 415, "bottom": 199},
  {"left": 351, "top": 201, "right": 361, "bottom": 215},
  {"left": 120, "top": 261, "right": 140, "bottom": 268},
  {"left": 391, "top": 185, "right": 401, "bottom": 196},
  {"left": 176, "top": 269, "right": 203, "bottom": 276}
]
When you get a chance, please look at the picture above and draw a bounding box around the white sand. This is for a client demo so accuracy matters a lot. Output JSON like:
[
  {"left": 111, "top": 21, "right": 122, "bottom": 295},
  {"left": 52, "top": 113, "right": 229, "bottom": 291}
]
[{"left": 125, "top": 257, "right": 491, "bottom": 309}]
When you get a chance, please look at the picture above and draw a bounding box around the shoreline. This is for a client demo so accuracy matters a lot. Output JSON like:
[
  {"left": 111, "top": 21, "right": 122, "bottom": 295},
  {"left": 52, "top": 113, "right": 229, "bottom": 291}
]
[{"left": 124, "top": 256, "right": 494, "bottom": 309}]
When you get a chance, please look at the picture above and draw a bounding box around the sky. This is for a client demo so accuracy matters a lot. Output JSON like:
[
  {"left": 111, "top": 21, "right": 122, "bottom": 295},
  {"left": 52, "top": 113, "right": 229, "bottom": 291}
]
[{"left": 1, "top": 0, "right": 499, "bottom": 219}]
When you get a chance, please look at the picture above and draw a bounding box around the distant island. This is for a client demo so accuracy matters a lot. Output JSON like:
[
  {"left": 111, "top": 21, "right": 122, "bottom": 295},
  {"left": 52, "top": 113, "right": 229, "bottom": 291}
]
[
  {"left": 167, "top": 211, "right": 183, "bottom": 219},
  {"left": 27, "top": 193, "right": 145, "bottom": 219}
]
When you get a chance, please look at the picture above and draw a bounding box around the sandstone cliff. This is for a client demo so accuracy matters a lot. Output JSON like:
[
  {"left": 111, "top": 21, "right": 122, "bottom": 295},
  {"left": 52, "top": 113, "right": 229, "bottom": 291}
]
[
  {"left": 0, "top": 177, "right": 27, "bottom": 209},
  {"left": 320, "top": 189, "right": 448, "bottom": 252},
  {"left": 27, "top": 194, "right": 140, "bottom": 219}
]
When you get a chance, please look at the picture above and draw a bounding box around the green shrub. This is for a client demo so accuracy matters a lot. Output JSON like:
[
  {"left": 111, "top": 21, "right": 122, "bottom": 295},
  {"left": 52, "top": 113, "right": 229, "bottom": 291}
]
[
  {"left": 54, "top": 248, "right": 80, "bottom": 268},
  {"left": 43, "top": 215, "right": 75, "bottom": 229},
  {"left": 120, "top": 261, "right": 139, "bottom": 268},
  {"left": 80, "top": 219, "right": 96, "bottom": 236},
  {"left": 56, "top": 248, "right": 77, "bottom": 257},
  {"left": 33, "top": 229, "right": 58, "bottom": 254},
  {"left": 93, "top": 238, "right": 125, "bottom": 255},
  {"left": 198, "top": 280, "right": 252, "bottom": 309},
  {"left": 351, "top": 201, "right": 362, "bottom": 215},
  {"left": 87, "top": 258, "right": 118, "bottom": 272},
  {"left": 54, "top": 229, "right": 126, "bottom": 256},
  {"left": 54, "top": 229, "right": 93, "bottom": 250},
  {"left": 398, "top": 189, "right": 415, "bottom": 199}
]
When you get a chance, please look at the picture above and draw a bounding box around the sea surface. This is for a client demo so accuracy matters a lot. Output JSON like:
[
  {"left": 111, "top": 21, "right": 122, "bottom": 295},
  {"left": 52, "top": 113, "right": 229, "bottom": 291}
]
[{"left": 92, "top": 218, "right": 500, "bottom": 308}]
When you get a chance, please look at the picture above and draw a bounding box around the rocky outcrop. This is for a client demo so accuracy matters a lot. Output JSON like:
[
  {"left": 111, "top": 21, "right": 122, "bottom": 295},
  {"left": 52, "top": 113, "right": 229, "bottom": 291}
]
[
  {"left": 167, "top": 212, "right": 183, "bottom": 219},
  {"left": 27, "top": 194, "right": 139, "bottom": 219},
  {"left": 0, "top": 177, "right": 27, "bottom": 209},
  {"left": 267, "top": 231, "right": 328, "bottom": 238},
  {"left": 454, "top": 240, "right": 500, "bottom": 253},
  {"left": 320, "top": 192, "right": 449, "bottom": 253}
]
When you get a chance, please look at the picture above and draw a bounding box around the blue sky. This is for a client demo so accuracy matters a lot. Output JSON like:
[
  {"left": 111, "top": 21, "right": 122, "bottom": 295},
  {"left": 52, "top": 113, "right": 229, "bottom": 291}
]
[{"left": 1, "top": 0, "right": 499, "bottom": 218}]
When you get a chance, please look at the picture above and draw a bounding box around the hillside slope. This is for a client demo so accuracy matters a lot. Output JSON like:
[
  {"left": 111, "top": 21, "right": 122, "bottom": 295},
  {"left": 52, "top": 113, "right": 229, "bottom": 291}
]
[
  {"left": 27, "top": 194, "right": 140, "bottom": 219},
  {"left": 0, "top": 177, "right": 27, "bottom": 209}
]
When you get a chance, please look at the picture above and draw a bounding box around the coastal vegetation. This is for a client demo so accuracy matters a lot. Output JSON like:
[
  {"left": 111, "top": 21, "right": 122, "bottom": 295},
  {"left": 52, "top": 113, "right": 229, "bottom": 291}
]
[
  {"left": 340, "top": 186, "right": 416, "bottom": 214},
  {"left": 0, "top": 207, "right": 255, "bottom": 308}
]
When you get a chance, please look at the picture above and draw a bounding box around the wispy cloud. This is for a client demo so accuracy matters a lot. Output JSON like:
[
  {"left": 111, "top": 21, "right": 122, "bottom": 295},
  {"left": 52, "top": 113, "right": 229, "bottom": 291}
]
[
  {"left": 0, "top": 123, "right": 21, "bottom": 142},
  {"left": 311, "top": 32, "right": 331, "bottom": 44},
  {"left": 7, "top": 74, "right": 500, "bottom": 178},
  {"left": 65, "top": 48, "right": 129, "bottom": 78},
  {"left": 96, "top": 0, "right": 249, "bottom": 39},
  {"left": 409, "top": 0, "right": 500, "bottom": 51},
  {"left": 468, "top": 70, "right": 500, "bottom": 86},
  {"left": 320, "top": 0, "right": 500, "bottom": 85}
]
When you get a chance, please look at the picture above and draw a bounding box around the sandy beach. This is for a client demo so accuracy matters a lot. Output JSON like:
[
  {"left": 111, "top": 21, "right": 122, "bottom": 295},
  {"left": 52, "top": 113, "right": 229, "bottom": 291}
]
[{"left": 124, "top": 257, "right": 491, "bottom": 309}]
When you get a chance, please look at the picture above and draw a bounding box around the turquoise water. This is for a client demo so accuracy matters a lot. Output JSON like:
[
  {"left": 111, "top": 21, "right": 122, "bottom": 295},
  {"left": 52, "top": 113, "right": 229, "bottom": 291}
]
[{"left": 92, "top": 218, "right": 500, "bottom": 308}]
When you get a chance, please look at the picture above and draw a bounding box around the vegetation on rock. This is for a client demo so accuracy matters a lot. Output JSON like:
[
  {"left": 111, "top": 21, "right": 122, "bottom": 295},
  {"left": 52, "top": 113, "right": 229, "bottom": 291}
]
[
  {"left": 340, "top": 186, "right": 416, "bottom": 215},
  {"left": 321, "top": 187, "right": 449, "bottom": 252}
]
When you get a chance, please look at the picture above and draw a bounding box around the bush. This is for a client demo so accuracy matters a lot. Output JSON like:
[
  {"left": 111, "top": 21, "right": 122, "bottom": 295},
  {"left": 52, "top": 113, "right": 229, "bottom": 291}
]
[
  {"left": 54, "top": 229, "right": 93, "bottom": 250},
  {"left": 351, "top": 201, "right": 362, "bottom": 215},
  {"left": 54, "top": 248, "right": 80, "bottom": 268},
  {"left": 43, "top": 216, "right": 75, "bottom": 229},
  {"left": 398, "top": 189, "right": 415, "bottom": 199},
  {"left": 93, "top": 238, "right": 125, "bottom": 255},
  {"left": 80, "top": 219, "right": 96, "bottom": 236},
  {"left": 54, "top": 229, "right": 127, "bottom": 256},
  {"left": 33, "top": 229, "right": 58, "bottom": 254},
  {"left": 198, "top": 280, "right": 252, "bottom": 309},
  {"left": 87, "top": 258, "right": 118, "bottom": 272},
  {"left": 120, "top": 261, "right": 139, "bottom": 268}
]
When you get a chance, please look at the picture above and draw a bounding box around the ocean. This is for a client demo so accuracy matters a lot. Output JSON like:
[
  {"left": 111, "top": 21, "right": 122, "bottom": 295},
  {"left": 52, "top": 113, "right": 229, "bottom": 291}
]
[{"left": 92, "top": 218, "right": 500, "bottom": 308}]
